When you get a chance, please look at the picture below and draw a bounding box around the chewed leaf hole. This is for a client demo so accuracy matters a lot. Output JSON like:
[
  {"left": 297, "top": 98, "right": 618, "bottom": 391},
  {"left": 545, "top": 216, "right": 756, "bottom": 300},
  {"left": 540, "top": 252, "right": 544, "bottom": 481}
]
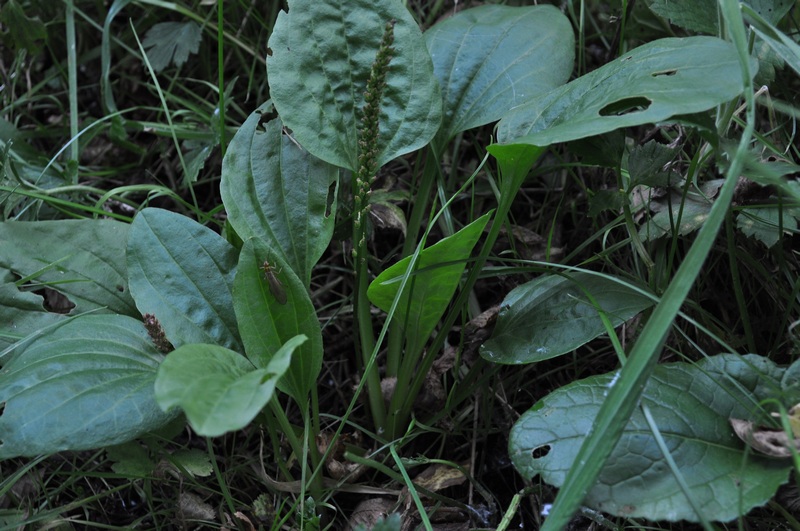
[
  {"left": 34, "top": 287, "right": 75, "bottom": 314},
  {"left": 532, "top": 445, "right": 551, "bottom": 459},
  {"left": 599, "top": 97, "right": 652, "bottom": 116},
  {"left": 652, "top": 69, "right": 678, "bottom": 77}
]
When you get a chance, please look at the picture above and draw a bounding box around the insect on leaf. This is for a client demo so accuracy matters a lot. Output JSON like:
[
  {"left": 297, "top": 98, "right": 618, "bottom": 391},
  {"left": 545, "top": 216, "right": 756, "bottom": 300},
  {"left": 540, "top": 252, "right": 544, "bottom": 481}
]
[{"left": 261, "top": 260, "right": 287, "bottom": 305}]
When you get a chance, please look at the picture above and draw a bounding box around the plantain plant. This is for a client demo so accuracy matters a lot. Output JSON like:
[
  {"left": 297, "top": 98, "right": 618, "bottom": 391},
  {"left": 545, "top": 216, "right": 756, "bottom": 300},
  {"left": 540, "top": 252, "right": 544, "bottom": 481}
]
[{"left": 2, "top": 0, "right": 800, "bottom": 527}]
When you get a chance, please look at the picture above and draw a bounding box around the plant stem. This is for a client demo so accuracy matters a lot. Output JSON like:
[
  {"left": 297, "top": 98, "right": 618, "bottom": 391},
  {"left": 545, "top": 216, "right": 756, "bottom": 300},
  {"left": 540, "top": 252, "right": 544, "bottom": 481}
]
[
  {"left": 65, "top": 0, "right": 79, "bottom": 184},
  {"left": 216, "top": 0, "right": 226, "bottom": 157},
  {"left": 352, "top": 20, "right": 397, "bottom": 432},
  {"left": 389, "top": 145, "right": 546, "bottom": 433},
  {"left": 386, "top": 148, "right": 441, "bottom": 378}
]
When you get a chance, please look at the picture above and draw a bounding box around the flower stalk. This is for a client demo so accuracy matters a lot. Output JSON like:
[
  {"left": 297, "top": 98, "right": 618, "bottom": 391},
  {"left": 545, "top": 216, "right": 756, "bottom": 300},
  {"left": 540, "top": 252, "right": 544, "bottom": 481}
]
[{"left": 352, "top": 20, "right": 395, "bottom": 431}]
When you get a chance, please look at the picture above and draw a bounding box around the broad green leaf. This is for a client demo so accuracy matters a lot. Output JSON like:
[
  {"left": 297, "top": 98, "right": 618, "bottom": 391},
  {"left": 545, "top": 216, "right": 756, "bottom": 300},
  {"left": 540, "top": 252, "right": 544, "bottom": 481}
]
[
  {"left": 737, "top": 206, "right": 798, "bottom": 248},
  {"left": 0, "top": 219, "right": 137, "bottom": 350},
  {"left": 493, "top": 37, "right": 755, "bottom": 154},
  {"left": 0, "top": 315, "right": 177, "bottom": 458},
  {"left": 267, "top": 0, "right": 442, "bottom": 172},
  {"left": 221, "top": 106, "right": 338, "bottom": 286},
  {"left": 646, "top": 0, "right": 792, "bottom": 35},
  {"left": 0, "top": 219, "right": 136, "bottom": 314},
  {"left": 127, "top": 208, "right": 242, "bottom": 352},
  {"left": 510, "top": 354, "right": 791, "bottom": 522},
  {"left": 155, "top": 339, "right": 300, "bottom": 437},
  {"left": 233, "top": 239, "right": 323, "bottom": 403},
  {"left": 141, "top": 21, "right": 202, "bottom": 72},
  {"left": 481, "top": 272, "right": 654, "bottom": 364},
  {"left": 425, "top": 4, "right": 573, "bottom": 149},
  {"left": 368, "top": 213, "right": 490, "bottom": 358}
]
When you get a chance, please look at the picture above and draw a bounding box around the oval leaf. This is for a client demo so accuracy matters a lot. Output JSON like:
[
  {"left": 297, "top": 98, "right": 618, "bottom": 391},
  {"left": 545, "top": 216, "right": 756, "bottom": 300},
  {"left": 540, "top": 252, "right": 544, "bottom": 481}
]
[
  {"left": 127, "top": 208, "right": 242, "bottom": 351},
  {"left": 220, "top": 107, "right": 338, "bottom": 286},
  {"left": 368, "top": 213, "right": 490, "bottom": 358},
  {"left": 509, "top": 354, "right": 791, "bottom": 522},
  {"left": 233, "top": 239, "right": 323, "bottom": 403},
  {"left": 267, "top": 0, "right": 442, "bottom": 171},
  {"left": 425, "top": 4, "right": 574, "bottom": 147},
  {"left": 0, "top": 314, "right": 176, "bottom": 458},
  {"left": 481, "top": 271, "right": 654, "bottom": 364},
  {"left": 492, "top": 36, "right": 755, "bottom": 153},
  {"left": 154, "top": 338, "right": 302, "bottom": 437}
]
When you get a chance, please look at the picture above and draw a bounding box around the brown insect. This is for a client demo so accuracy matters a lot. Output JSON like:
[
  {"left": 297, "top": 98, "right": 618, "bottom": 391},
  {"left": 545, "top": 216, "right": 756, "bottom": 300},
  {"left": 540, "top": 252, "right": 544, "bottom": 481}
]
[{"left": 261, "top": 260, "right": 288, "bottom": 305}]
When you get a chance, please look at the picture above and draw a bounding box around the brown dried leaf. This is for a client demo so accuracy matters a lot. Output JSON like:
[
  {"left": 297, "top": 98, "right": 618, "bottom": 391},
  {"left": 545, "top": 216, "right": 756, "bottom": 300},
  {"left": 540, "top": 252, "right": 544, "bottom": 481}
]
[
  {"left": 346, "top": 498, "right": 396, "bottom": 531},
  {"left": 413, "top": 463, "right": 468, "bottom": 493},
  {"left": 179, "top": 491, "right": 216, "bottom": 521},
  {"left": 730, "top": 418, "right": 800, "bottom": 458}
]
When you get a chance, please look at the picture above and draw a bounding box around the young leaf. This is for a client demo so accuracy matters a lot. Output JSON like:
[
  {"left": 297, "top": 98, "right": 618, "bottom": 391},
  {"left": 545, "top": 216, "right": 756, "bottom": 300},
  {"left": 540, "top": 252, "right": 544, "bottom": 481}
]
[
  {"left": 154, "top": 338, "right": 302, "bottom": 437},
  {"left": 481, "top": 271, "right": 654, "bottom": 364},
  {"left": 127, "top": 208, "right": 242, "bottom": 352},
  {"left": 509, "top": 354, "right": 791, "bottom": 523},
  {"left": 425, "top": 4, "right": 574, "bottom": 149},
  {"left": 221, "top": 106, "right": 338, "bottom": 287},
  {"left": 368, "top": 213, "right": 490, "bottom": 358},
  {"left": 267, "top": 0, "right": 442, "bottom": 171},
  {"left": 493, "top": 37, "right": 755, "bottom": 153},
  {"left": 0, "top": 315, "right": 177, "bottom": 458},
  {"left": 141, "top": 21, "right": 202, "bottom": 73},
  {"left": 233, "top": 239, "right": 323, "bottom": 404}
]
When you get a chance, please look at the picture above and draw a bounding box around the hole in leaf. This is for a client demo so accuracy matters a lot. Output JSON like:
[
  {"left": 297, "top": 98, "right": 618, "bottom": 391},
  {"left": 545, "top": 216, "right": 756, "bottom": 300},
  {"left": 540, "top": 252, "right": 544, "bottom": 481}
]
[
  {"left": 599, "top": 97, "right": 652, "bottom": 117},
  {"left": 651, "top": 69, "right": 677, "bottom": 77},
  {"left": 532, "top": 445, "right": 551, "bottom": 459},
  {"left": 33, "top": 287, "right": 75, "bottom": 314},
  {"left": 256, "top": 108, "right": 278, "bottom": 129},
  {"left": 266, "top": 47, "right": 273, "bottom": 57},
  {"left": 116, "top": 284, "right": 125, "bottom": 292},
  {"left": 325, "top": 182, "right": 336, "bottom": 218}
]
